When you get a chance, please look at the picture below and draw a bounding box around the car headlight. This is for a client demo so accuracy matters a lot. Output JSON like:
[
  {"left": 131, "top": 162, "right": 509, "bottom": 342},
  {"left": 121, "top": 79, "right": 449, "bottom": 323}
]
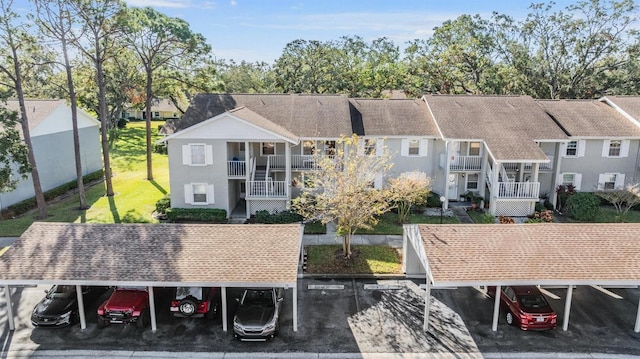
[
  {"left": 263, "top": 319, "right": 276, "bottom": 332},
  {"left": 59, "top": 311, "right": 73, "bottom": 323}
]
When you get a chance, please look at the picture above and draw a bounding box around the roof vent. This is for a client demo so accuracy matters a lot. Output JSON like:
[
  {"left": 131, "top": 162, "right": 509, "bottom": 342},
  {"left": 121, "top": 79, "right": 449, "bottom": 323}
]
[
  {"left": 260, "top": 98, "right": 265, "bottom": 105},
  {"left": 317, "top": 99, "right": 322, "bottom": 105},
  {"left": 505, "top": 100, "right": 515, "bottom": 109},
  {"left": 454, "top": 100, "right": 462, "bottom": 107}
]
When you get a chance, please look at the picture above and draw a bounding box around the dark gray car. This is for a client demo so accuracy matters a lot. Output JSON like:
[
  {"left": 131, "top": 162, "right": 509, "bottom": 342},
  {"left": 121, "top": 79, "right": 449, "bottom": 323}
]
[{"left": 233, "top": 288, "right": 283, "bottom": 341}]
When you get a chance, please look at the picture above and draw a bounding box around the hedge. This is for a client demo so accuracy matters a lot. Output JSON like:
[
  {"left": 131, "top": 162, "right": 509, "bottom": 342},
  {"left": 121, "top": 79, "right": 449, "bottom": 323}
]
[
  {"left": 165, "top": 208, "right": 227, "bottom": 223},
  {"left": 254, "top": 210, "right": 302, "bottom": 224},
  {"left": 2, "top": 170, "right": 104, "bottom": 218}
]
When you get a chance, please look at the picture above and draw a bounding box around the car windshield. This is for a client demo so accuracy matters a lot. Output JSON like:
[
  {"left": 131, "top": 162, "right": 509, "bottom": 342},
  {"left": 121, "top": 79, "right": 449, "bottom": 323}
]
[
  {"left": 242, "top": 290, "right": 274, "bottom": 307},
  {"left": 518, "top": 294, "right": 548, "bottom": 309},
  {"left": 175, "top": 287, "right": 203, "bottom": 300},
  {"left": 48, "top": 285, "right": 76, "bottom": 299}
]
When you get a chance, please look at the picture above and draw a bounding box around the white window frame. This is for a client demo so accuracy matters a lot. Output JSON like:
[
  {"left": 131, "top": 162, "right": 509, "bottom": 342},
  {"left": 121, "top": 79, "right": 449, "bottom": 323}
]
[
  {"left": 465, "top": 173, "right": 479, "bottom": 191},
  {"left": 602, "top": 139, "right": 629, "bottom": 158},
  {"left": 184, "top": 183, "right": 215, "bottom": 205},
  {"left": 324, "top": 141, "right": 336, "bottom": 156},
  {"left": 408, "top": 139, "right": 420, "bottom": 156},
  {"left": 598, "top": 173, "right": 625, "bottom": 190},
  {"left": 468, "top": 142, "right": 481, "bottom": 156},
  {"left": 261, "top": 142, "right": 276, "bottom": 156},
  {"left": 401, "top": 138, "right": 428, "bottom": 157},
  {"left": 182, "top": 143, "right": 213, "bottom": 166},
  {"left": 563, "top": 140, "right": 586, "bottom": 158},
  {"left": 301, "top": 140, "right": 316, "bottom": 155},
  {"left": 560, "top": 172, "right": 582, "bottom": 190},
  {"left": 364, "top": 139, "right": 377, "bottom": 156}
]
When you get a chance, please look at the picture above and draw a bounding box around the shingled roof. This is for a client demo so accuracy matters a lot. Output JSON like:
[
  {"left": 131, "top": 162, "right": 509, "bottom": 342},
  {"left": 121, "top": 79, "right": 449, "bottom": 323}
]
[
  {"left": 537, "top": 99, "right": 640, "bottom": 138},
  {"left": 3, "top": 99, "right": 66, "bottom": 131},
  {"left": 603, "top": 96, "right": 640, "bottom": 125},
  {"left": 417, "top": 223, "right": 640, "bottom": 287},
  {"left": 163, "top": 94, "right": 354, "bottom": 138},
  {"left": 0, "top": 222, "right": 302, "bottom": 287},
  {"left": 424, "top": 95, "right": 568, "bottom": 162},
  {"left": 348, "top": 98, "right": 439, "bottom": 137}
]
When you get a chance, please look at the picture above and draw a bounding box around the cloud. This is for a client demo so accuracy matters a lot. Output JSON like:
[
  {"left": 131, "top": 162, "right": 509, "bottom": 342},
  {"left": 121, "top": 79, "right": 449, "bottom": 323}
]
[{"left": 230, "top": 0, "right": 237, "bottom": 5}]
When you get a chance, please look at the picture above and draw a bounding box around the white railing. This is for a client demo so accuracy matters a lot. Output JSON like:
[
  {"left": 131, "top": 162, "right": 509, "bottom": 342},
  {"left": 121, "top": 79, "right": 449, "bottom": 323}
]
[
  {"left": 497, "top": 182, "right": 540, "bottom": 199},
  {"left": 227, "top": 160, "right": 246, "bottom": 177},
  {"left": 246, "top": 180, "right": 287, "bottom": 198},
  {"left": 250, "top": 157, "right": 256, "bottom": 181},
  {"left": 450, "top": 156, "right": 482, "bottom": 171},
  {"left": 500, "top": 164, "right": 511, "bottom": 182},
  {"left": 502, "top": 156, "right": 555, "bottom": 172},
  {"left": 265, "top": 156, "right": 271, "bottom": 179},
  {"left": 538, "top": 156, "right": 554, "bottom": 171},
  {"left": 486, "top": 165, "right": 493, "bottom": 187},
  {"left": 268, "top": 155, "right": 329, "bottom": 170}
]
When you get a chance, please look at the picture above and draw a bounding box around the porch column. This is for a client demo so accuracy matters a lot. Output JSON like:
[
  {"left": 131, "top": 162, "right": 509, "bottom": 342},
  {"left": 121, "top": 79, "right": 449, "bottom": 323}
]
[
  {"left": 4, "top": 285, "right": 14, "bottom": 331},
  {"left": 563, "top": 285, "right": 574, "bottom": 331},
  {"left": 518, "top": 163, "right": 525, "bottom": 182},
  {"left": 148, "top": 286, "right": 157, "bottom": 332},
  {"left": 489, "top": 161, "right": 500, "bottom": 215},
  {"left": 492, "top": 285, "right": 501, "bottom": 331},
  {"left": 424, "top": 275, "right": 431, "bottom": 331},
  {"left": 245, "top": 141, "right": 251, "bottom": 218},
  {"left": 76, "top": 285, "right": 87, "bottom": 330},
  {"left": 285, "top": 142, "right": 292, "bottom": 200},
  {"left": 293, "top": 285, "right": 298, "bottom": 332},
  {"left": 478, "top": 145, "right": 488, "bottom": 196},
  {"left": 532, "top": 163, "right": 541, "bottom": 213},
  {"left": 552, "top": 143, "right": 564, "bottom": 208},
  {"left": 221, "top": 287, "right": 228, "bottom": 331},
  {"left": 443, "top": 141, "right": 451, "bottom": 209}
]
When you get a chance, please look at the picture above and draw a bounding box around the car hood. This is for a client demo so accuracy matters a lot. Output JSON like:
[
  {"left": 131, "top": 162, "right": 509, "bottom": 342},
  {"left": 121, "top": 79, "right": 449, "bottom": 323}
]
[
  {"left": 104, "top": 290, "right": 148, "bottom": 311},
  {"left": 234, "top": 306, "right": 275, "bottom": 327},
  {"left": 33, "top": 297, "right": 76, "bottom": 316}
]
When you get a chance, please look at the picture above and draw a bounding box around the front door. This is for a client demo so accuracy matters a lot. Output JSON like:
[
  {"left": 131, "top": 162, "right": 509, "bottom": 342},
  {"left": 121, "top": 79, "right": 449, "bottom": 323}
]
[{"left": 448, "top": 174, "right": 458, "bottom": 200}]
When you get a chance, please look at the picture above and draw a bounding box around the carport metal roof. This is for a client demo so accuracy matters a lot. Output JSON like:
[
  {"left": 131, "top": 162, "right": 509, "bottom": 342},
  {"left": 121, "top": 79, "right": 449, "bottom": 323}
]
[
  {"left": 0, "top": 222, "right": 303, "bottom": 333},
  {"left": 404, "top": 223, "right": 640, "bottom": 333}
]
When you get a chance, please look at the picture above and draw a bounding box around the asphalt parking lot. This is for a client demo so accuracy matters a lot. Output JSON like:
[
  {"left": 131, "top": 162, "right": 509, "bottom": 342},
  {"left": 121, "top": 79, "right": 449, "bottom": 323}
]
[{"left": 1, "top": 279, "right": 640, "bottom": 357}]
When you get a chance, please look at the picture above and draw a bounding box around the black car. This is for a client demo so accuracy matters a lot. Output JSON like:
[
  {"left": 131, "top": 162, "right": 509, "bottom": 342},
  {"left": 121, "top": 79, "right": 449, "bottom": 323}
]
[
  {"left": 233, "top": 288, "right": 284, "bottom": 341},
  {"left": 31, "top": 285, "right": 109, "bottom": 327}
]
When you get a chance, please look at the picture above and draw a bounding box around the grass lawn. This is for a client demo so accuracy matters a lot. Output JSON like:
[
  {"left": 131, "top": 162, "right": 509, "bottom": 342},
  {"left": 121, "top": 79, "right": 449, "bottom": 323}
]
[
  {"left": 566, "top": 206, "right": 640, "bottom": 223},
  {"left": 357, "top": 211, "right": 460, "bottom": 235},
  {"left": 305, "top": 245, "right": 402, "bottom": 274},
  {"left": 0, "top": 121, "right": 169, "bottom": 236}
]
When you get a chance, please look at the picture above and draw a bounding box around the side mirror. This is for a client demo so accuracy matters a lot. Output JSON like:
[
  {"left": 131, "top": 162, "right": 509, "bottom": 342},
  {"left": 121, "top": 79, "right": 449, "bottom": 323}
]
[
  {"left": 235, "top": 298, "right": 240, "bottom": 303},
  {"left": 277, "top": 297, "right": 283, "bottom": 302},
  {"left": 44, "top": 290, "right": 49, "bottom": 295}
]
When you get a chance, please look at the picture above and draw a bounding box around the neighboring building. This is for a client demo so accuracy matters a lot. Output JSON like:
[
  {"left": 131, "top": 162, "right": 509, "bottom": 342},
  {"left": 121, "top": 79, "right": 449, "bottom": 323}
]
[
  {"left": 0, "top": 100, "right": 102, "bottom": 211},
  {"left": 124, "top": 99, "right": 180, "bottom": 120},
  {"left": 160, "top": 93, "right": 640, "bottom": 219}
]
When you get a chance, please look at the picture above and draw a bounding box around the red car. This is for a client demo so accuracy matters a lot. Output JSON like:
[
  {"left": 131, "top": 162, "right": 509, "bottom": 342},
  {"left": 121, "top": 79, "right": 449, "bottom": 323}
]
[
  {"left": 97, "top": 286, "right": 150, "bottom": 328},
  {"left": 169, "top": 287, "right": 219, "bottom": 319},
  {"left": 488, "top": 285, "right": 557, "bottom": 331}
]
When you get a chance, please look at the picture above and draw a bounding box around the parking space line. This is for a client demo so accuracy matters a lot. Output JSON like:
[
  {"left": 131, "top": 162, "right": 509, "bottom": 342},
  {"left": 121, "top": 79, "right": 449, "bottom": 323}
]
[
  {"left": 363, "top": 284, "right": 403, "bottom": 290},
  {"left": 537, "top": 286, "right": 562, "bottom": 300},
  {"left": 307, "top": 284, "right": 344, "bottom": 290},
  {"left": 591, "top": 285, "right": 624, "bottom": 299}
]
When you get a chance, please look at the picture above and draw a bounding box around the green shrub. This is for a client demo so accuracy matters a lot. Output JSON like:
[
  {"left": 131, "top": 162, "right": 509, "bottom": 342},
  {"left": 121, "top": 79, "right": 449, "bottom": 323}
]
[
  {"left": 155, "top": 194, "right": 171, "bottom": 214},
  {"left": 535, "top": 203, "right": 545, "bottom": 212},
  {"left": 566, "top": 192, "right": 600, "bottom": 221},
  {"left": 165, "top": 208, "right": 227, "bottom": 223},
  {"left": 153, "top": 143, "right": 168, "bottom": 154},
  {"left": 254, "top": 210, "right": 302, "bottom": 224},
  {"left": 544, "top": 201, "right": 554, "bottom": 210},
  {"left": 426, "top": 192, "right": 442, "bottom": 208},
  {"left": 2, "top": 170, "right": 104, "bottom": 217},
  {"left": 117, "top": 118, "right": 128, "bottom": 128},
  {"left": 481, "top": 213, "right": 495, "bottom": 223}
]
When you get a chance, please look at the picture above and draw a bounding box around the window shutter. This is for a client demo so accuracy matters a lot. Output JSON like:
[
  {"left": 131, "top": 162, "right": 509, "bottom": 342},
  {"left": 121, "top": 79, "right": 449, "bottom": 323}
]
[
  {"left": 578, "top": 140, "right": 586, "bottom": 157},
  {"left": 207, "top": 184, "right": 215, "bottom": 204},
  {"left": 401, "top": 139, "right": 409, "bottom": 157},
  {"left": 419, "top": 139, "right": 428, "bottom": 157},
  {"left": 205, "top": 145, "right": 214, "bottom": 165},
  {"left": 615, "top": 173, "right": 625, "bottom": 189},
  {"left": 376, "top": 138, "right": 384, "bottom": 157},
  {"left": 602, "top": 140, "right": 610, "bottom": 157},
  {"left": 621, "top": 140, "right": 630, "bottom": 158},
  {"left": 574, "top": 174, "right": 582, "bottom": 191},
  {"left": 184, "top": 184, "right": 193, "bottom": 204},
  {"left": 597, "top": 174, "right": 606, "bottom": 190},
  {"left": 358, "top": 141, "right": 365, "bottom": 156},
  {"left": 560, "top": 143, "right": 567, "bottom": 158},
  {"left": 374, "top": 173, "right": 383, "bottom": 189},
  {"left": 182, "top": 145, "right": 191, "bottom": 165}
]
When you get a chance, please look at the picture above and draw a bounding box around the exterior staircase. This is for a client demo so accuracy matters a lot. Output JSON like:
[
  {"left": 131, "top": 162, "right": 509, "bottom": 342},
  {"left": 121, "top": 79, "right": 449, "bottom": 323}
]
[{"left": 254, "top": 166, "right": 267, "bottom": 181}]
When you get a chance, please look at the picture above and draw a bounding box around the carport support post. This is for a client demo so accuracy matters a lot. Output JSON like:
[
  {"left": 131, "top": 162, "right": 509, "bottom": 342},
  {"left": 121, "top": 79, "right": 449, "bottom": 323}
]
[
  {"left": 635, "top": 296, "right": 640, "bottom": 332},
  {"left": 76, "top": 285, "right": 87, "bottom": 329},
  {"left": 492, "top": 285, "right": 501, "bottom": 331},
  {"left": 293, "top": 286, "right": 298, "bottom": 332},
  {"left": 148, "top": 286, "right": 157, "bottom": 332},
  {"left": 4, "top": 285, "right": 14, "bottom": 331},
  {"left": 423, "top": 276, "right": 431, "bottom": 331},
  {"left": 221, "top": 287, "right": 228, "bottom": 332},
  {"left": 563, "top": 285, "right": 573, "bottom": 331}
]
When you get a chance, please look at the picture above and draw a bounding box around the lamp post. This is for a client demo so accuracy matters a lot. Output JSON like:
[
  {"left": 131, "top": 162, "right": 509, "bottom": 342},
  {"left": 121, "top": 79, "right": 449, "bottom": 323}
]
[{"left": 439, "top": 196, "right": 446, "bottom": 224}]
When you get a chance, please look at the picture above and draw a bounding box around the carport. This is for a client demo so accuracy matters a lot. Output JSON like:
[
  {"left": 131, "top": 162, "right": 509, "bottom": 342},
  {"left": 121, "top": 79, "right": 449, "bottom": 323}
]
[
  {"left": 0, "top": 222, "right": 302, "bottom": 332},
  {"left": 403, "top": 223, "right": 640, "bottom": 332}
]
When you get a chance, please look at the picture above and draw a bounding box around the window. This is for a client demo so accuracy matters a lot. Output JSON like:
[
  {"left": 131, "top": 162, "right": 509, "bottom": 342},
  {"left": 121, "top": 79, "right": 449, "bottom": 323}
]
[
  {"left": 562, "top": 173, "right": 575, "bottom": 186},
  {"left": 364, "top": 139, "right": 376, "bottom": 156},
  {"left": 469, "top": 142, "right": 481, "bottom": 156},
  {"left": 261, "top": 142, "right": 275, "bottom": 156},
  {"left": 184, "top": 183, "right": 214, "bottom": 205},
  {"left": 191, "top": 144, "right": 205, "bottom": 165},
  {"left": 192, "top": 184, "right": 207, "bottom": 203},
  {"left": 302, "top": 140, "right": 316, "bottom": 155},
  {"left": 603, "top": 173, "right": 617, "bottom": 189},
  {"left": 608, "top": 140, "right": 621, "bottom": 157},
  {"left": 153, "top": 111, "right": 160, "bottom": 118},
  {"left": 566, "top": 141, "right": 577, "bottom": 156},
  {"left": 466, "top": 174, "right": 479, "bottom": 190},
  {"left": 324, "top": 141, "right": 336, "bottom": 156},
  {"left": 407, "top": 140, "right": 420, "bottom": 156}
]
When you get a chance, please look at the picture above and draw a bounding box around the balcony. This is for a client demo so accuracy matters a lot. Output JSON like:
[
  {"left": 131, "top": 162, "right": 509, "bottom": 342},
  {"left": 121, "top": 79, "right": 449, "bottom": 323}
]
[
  {"left": 502, "top": 156, "right": 554, "bottom": 172},
  {"left": 268, "top": 155, "right": 328, "bottom": 170},
  {"left": 497, "top": 182, "right": 540, "bottom": 199},
  {"left": 450, "top": 156, "right": 482, "bottom": 171},
  {"left": 227, "top": 160, "right": 246, "bottom": 177},
  {"left": 246, "top": 180, "right": 287, "bottom": 198}
]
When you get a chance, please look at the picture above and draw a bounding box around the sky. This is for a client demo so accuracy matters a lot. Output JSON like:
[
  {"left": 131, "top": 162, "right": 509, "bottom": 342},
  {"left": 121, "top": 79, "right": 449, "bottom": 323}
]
[{"left": 17, "top": 0, "right": 579, "bottom": 64}]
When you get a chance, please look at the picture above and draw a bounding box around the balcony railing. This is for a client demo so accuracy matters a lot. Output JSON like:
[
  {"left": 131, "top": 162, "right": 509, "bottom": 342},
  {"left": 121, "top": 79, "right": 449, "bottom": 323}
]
[
  {"left": 497, "top": 181, "right": 540, "bottom": 199},
  {"left": 227, "top": 160, "right": 246, "bottom": 177},
  {"left": 502, "top": 156, "right": 554, "bottom": 172},
  {"left": 450, "top": 156, "right": 482, "bottom": 171},
  {"left": 246, "top": 180, "right": 287, "bottom": 198},
  {"left": 268, "top": 155, "right": 329, "bottom": 170}
]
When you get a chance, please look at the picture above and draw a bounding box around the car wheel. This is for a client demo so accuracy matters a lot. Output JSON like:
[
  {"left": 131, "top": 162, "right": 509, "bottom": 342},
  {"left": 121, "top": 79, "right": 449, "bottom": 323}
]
[
  {"left": 97, "top": 316, "right": 109, "bottom": 328},
  {"left": 179, "top": 297, "right": 198, "bottom": 317},
  {"left": 136, "top": 309, "right": 150, "bottom": 328},
  {"left": 506, "top": 312, "right": 514, "bottom": 325}
]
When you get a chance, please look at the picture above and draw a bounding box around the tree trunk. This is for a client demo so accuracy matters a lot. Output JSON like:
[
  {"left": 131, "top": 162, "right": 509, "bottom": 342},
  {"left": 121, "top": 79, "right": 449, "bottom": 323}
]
[
  {"left": 96, "top": 41, "right": 114, "bottom": 196},
  {"left": 342, "top": 232, "right": 352, "bottom": 259},
  {"left": 62, "top": 32, "right": 86, "bottom": 209},
  {"left": 145, "top": 68, "right": 153, "bottom": 181}
]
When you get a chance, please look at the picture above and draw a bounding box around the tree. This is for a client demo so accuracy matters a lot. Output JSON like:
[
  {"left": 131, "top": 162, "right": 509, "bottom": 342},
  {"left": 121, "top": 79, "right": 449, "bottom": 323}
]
[
  {"left": 292, "top": 135, "right": 393, "bottom": 258},
  {"left": 0, "top": 105, "right": 30, "bottom": 192},
  {"left": 0, "top": 0, "right": 50, "bottom": 218},
  {"left": 387, "top": 171, "right": 432, "bottom": 224},
  {"left": 120, "top": 7, "right": 211, "bottom": 181},
  {"left": 71, "top": 0, "right": 125, "bottom": 197},
  {"left": 216, "top": 59, "right": 275, "bottom": 93},
  {"left": 34, "top": 0, "right": 88, "bottom": 209},
  {"left": 594, "top": 184, "right": 640, "bottom": 221}
]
